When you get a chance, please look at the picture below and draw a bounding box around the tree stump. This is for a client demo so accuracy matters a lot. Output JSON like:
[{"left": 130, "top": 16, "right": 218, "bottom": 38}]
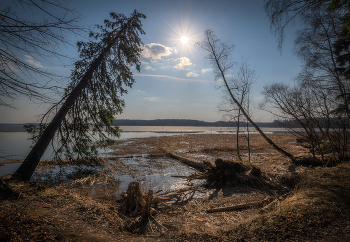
[
  {"left": 119, "top": 182, "right": 154, "bottom": 233},
  {"left": 119, "top": 181, "right": 145, "bottom": 216}
]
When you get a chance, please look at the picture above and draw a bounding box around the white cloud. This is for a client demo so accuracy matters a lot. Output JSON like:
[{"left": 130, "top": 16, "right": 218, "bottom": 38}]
[
  {"left": 217, "top": 78, "right": 224, "bottom": 83},
  {"left": 174, "top": 57, "right": 192, "bottom": 69},
  {"left": 136, "top": 90, "right": 146, "bottom": 94},
  {"left": 186, "top": 72, "right": 198, "bottom": 77},
  {"left": 24, "top": 55, "right": 44, "bottom": 68},
  {"left": 141, "top": 43, "right": 173, "bottom": 60},
  {"left": 144, "top": 97, "right": 158, "bottom": 102},
  {"left": 145, "top": 66, "right": 153, "bottom": 70},
  {"left": 134, "top": 74, "right": 215, "bottom": 83},
  {"left": 201, "top": 68, "right": 212, "bottom": 74}
]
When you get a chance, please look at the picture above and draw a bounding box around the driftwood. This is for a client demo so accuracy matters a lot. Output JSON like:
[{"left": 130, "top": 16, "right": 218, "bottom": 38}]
[
  {"left": 166, "top": 153, "right": 206, "bottom": 172},
  {"left": 207, "top": 193, "right": 292, "bottom": 213},
  {"left": 207, "top": 196, "right": 276, "bottom": 213}
]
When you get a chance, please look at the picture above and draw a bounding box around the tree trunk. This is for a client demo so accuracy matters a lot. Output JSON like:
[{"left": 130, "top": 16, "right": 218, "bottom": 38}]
[
  {"left": 208, "top": 39, "right": 294, "bottom": 161},
  {"left": 247, "top": 121, "right": 251, "bottom": 162},
  {"left": 13, "top": 37, "right": 118, "bottom": 181},
  {"left": 225, "top": 78, "right": 294, "bottom": 160},
  {"left": 236, "top": 105, "right": 243, "bottom": 162}
]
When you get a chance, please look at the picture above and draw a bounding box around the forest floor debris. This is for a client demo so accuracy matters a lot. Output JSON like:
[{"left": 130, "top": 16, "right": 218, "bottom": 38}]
[{"left": 1, "top": 133, "right": 350, "bottom": 241}]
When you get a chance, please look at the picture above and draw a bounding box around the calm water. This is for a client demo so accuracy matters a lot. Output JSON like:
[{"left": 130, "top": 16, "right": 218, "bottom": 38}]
[
  {"left": 0, "top": 126, "right": 290, "bottom": 198},
  {"left": 0, "top": 126, "right": 288, "bottom": 176}
]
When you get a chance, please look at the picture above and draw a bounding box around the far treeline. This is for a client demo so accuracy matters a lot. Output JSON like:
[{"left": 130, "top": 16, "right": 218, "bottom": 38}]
[
  {"left": 3, "top": 0, "right": 350, "bottom": 181},
  {"left": 112, "top": 119, "right": 279, "bottom": 127}
]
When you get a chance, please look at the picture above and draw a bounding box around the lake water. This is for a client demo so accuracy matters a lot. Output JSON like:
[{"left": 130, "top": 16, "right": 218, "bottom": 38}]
[
  {"left": 0, "top": 126, "right": 288, "bottom": 176},
  {"left": 0, "top": 125, "right": 290, "bottom": 199}
]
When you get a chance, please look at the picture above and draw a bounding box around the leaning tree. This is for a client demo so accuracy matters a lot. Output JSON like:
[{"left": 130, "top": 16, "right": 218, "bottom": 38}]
[
  {"left": 197, "top": 29, "right": 294, "bottom": 160},
  {"left": 13, "top": 10, "right": 146, "bottom": 181}
]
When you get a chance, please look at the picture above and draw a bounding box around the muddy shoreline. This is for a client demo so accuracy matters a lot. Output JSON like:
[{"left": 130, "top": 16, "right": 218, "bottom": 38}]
[{"left": 1, "top": 133, "right": 350, "bottom": 241}]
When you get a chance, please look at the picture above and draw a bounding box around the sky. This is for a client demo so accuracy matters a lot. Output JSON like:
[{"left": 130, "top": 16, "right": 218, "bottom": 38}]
[{"left": 0, "top": 0, "right": 302, "bottom": 123}]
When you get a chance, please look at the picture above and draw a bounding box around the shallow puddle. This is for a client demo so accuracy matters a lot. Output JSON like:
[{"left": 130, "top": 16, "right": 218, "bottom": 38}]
[
  {"left": 2, "top": 156, "right": 207, "bottom": 200},
  {"left": 85, "top": 157, "right": 206, "bottom": 200}
]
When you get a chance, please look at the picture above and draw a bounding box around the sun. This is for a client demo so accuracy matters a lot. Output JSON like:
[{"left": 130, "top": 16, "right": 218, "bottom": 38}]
[{"left": 164, "top": 15, "right": 202, "bottom": 56}]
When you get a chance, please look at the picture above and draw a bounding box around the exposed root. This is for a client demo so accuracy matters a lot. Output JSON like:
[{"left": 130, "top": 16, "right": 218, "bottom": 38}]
[{"left": 171, "top": 157, "right": 277, "bottom": 190}]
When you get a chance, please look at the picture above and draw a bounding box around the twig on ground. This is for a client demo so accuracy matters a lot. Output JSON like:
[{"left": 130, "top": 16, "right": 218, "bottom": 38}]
[{"left": 206, "top": 196, "right": 276, "bottom": 213}]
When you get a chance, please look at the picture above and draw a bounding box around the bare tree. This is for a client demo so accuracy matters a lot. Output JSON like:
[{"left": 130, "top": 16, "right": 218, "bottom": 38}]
[
  {"left": 13, "top": 10, "right": 146, "bottom": 181},
  {"left": 264, "top": 0, "right": 348, "bottom": 49},
  {"left": 262, "top": 4, "right": 350, "bottom": 165},
  {"left": 197, "top": 29, "right": 294, "bottom": 160},
  {"left": 293, "top": 6, "right": 350, "bottom": 118},
  {"left": 264, "top": 0, "right": 350, "bottom": 114},
  {"left": 264, "top": 0, "right": 324, "bottom": 50},
  {"left": 220, "top": 58, "right": 256, "bottom": 162},
  {"left": 0, "top": 0, "right": 83, "bottom": 107},
  {"left": 262, "top": 77, "right": 349, "bottom": 165}
]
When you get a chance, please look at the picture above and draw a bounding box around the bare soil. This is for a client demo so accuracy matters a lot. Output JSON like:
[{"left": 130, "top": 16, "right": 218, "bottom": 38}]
[{"left": 1, "top": 133, "right": 349, "bottom": 241}]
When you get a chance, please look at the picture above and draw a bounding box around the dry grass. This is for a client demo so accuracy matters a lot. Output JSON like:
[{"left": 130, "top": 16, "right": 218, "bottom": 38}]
[
  {"left": 109, "top": 133, "right": 350, "bottom": 240},
  {"left": 110, "top": 133, "right": 309, "bottom": 180},
  {"left": 173, "top": 163, "right": 350, "bottom": 241},
  {"left": 2, "top": 133, "right": 350, "bottom": 241}
]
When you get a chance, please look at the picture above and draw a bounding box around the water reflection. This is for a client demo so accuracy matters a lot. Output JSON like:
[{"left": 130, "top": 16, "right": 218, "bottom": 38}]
[{"left": 1, "top": 156, "right": 206, "bottom": 200}]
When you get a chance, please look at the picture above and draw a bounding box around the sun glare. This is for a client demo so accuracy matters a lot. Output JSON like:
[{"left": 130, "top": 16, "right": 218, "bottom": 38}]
[{"left": 164, "top": 16, "right": 202, "bottom": 56}]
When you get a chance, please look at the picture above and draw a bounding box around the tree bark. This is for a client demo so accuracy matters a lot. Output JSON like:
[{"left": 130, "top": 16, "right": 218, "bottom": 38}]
[
  {"left": 13, "top": 37, "right": 119, "bottom": 181},
  {"left": 166, "top": 153, "right": 206, "bottom": 171},
  {"left": 236, "top": 106, "right": 243, "bottom": 162},
  {"left": 206, "top": 36, "right": 294, "bottom": 161}
]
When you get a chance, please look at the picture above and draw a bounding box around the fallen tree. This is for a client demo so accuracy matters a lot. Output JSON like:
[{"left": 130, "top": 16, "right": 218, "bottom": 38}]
[
  {"left": 170, "top": 155, "right": 272, "bottom": 189},
  {"left": 166, "top": 153, "right": 206, "bottom": 172}
]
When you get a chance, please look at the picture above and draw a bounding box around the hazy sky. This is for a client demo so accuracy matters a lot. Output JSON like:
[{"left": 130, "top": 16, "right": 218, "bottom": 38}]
[{"left": 1, "top": 0, "right": 302, "bottom": 123}]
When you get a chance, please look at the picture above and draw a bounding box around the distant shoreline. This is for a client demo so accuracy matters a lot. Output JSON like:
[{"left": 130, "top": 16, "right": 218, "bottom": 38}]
[
  {"left": 0, "top": 125, "right": 289, "bottom": 133},
  {"left": 0, "top": 125, "right": 25, "bottom": 132},
  {"left": 0, "top": 119, "right": 280, "bottom": 132}
]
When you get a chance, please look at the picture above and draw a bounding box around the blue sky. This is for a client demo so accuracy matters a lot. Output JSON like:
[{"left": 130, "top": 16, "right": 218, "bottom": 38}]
[{"left": 0, "top": 0, "right": 302, "bottom": 123}]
